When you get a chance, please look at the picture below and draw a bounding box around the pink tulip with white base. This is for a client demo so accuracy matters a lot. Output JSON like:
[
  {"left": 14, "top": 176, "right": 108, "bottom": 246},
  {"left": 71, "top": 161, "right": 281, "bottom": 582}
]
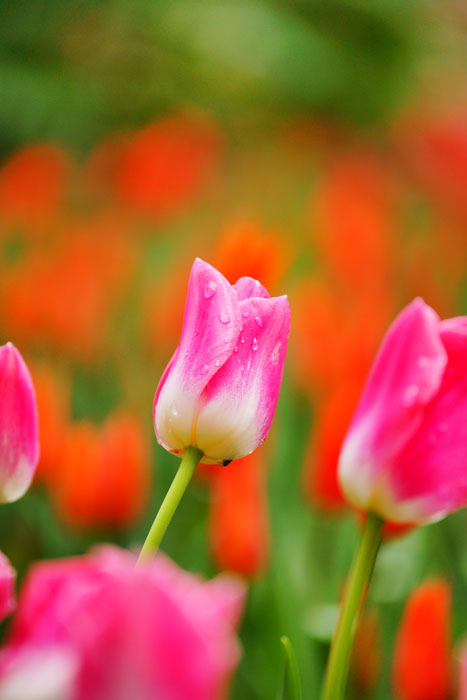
[
  {"left": 154, "top": 258, "right": 290, "bottom": 464},
  {"left": 0, "top": 343, "right": 39, "bottom": 503},
  {"left": 338, "top": 298, "right": 467, "bottom": 524},
  {"left": 321, "top": 299, "right": 467, "bottom": 700},
  {"left": 141, "top": 259, "right": 290, "bottom": 561}
]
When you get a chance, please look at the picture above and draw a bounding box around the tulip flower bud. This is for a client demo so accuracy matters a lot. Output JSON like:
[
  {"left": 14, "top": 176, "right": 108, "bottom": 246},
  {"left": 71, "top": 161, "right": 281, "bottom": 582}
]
[
  {"left": 0, "top": 343, "right": 39, "bottom": 502},
  {"left": 338, "top": 299, "right": 467, "bottom": 523},
  {"left": 154, "top": 259, "right": 290, "bottom": 464},
  {"left": 0, "top": 551, "right": 15, "bottom": 622}
]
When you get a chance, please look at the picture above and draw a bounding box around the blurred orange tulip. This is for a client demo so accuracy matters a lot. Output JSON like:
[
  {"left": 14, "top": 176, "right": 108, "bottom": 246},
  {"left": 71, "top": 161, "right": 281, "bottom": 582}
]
[
  {"left": 392, "top": 579, "right": 452, "bottom": 700},
  {"left": 115, "top": 114, "right": 223, "bottom": 219},
  {"left": 53, "top": 412, "right": 150, "bottom": 529},
  {"left": 0, "top": 144, "right": 70, "bottom": 233},
  {"left": 30, "top": 363, "right": 70, "bottom": 485},
  {"left": 212, "top": 218, "right": 291, "bottom": 293},
  {"left": 209, "top": 448, "right": 269, "bottom": 578}
]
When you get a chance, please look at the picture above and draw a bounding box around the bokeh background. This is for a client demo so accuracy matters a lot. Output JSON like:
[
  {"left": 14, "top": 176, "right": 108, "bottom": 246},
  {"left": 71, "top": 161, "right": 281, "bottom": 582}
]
[{"left": 0, "top": 1, "right": 466, "bottom": 698}]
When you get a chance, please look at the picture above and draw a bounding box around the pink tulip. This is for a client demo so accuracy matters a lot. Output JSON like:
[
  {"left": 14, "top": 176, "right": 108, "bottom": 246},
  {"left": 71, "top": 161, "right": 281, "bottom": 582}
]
[
  {"left": 0, "top": 547, "right": 245, "bottom": 700},
  {"left": 154, "top": 258, "right": 290, "bottom": 463},
  {"left": 338, "top": 298, "right": 467, "bottom": 523},
  {"left": 0, "top": 342, "right": 39, "bottom": 503},
  {"left": 0, "top": 551, "right": 15, "bottom": 623}
]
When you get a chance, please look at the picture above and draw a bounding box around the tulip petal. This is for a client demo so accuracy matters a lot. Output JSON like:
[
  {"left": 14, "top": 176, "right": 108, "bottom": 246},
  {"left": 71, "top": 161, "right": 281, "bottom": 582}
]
[
  {"left": 234, "top": 277, "right": 270, "bottom": 300},
  {"left": 0, "top": 343, "right": 39, "bottom": 503},
  {"left": 387, "top": 317, "right": 467, "bottom": 521},
  {"left": 195, "top": 295, "right": 290, "bottom": 462},
  {"left": 339, "top": 299, "right": 447, "bottom": 515},
  {"left": 154, "top": 259, "right": 242, "bottom": 453}
]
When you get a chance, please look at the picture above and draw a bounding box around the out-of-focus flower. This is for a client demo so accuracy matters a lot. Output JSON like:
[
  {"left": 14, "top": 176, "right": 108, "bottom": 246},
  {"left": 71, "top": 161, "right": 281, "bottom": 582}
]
[
  {"left": 115, "top": 114, "right": 223, "bottom": 219},
  {"left": 0, "top": 144, "right": 70, "bottom": 233},
  {"left": 52, "top": 413, "right": 149, "bottom": 530},
  {"left": 212, "top": 218, "right": 291, "bottom": 293},
  {"left": 0, "top": 343, "right": 39, "bottom": 503},
  {"left": 394, "top": 110, "right": 467, "bottom": 222},
  {"left": 351, "top": 609, "right": 383, "bottom": 696},
  {"left": 0, "top": 215, "right": 137, "bottom": 361},
  {"left": 154, "top": 259, "right": 290, "bottom": 464},
  {"left": 0, "top": 551, "right": 15, "bottom": 623},
  {"left": 209, "top": 448, "right": 269, "bottom": 578},
  {"left": 392, "top": 579, "right": 452, "bottom": 700},
  {"left": 338, "top": 298, "right": 467, "bottom": 523},
  {"left": 31, "top": 364, "right": 70, "bottom": 485},
  {"left": 0, "top": 547, "right": 245, "bottom": 700},
  {"left": 303, "top": 382, "right": 361, "bottom": 512},
  {"left": 310, "top": 151, "right": 394, "bottom": 295}
]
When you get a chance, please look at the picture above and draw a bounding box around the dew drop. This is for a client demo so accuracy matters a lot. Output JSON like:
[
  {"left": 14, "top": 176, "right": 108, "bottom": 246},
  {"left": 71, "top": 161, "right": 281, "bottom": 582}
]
[
  {"left": 240, "top": 336, "right": 245, "bottom": 344},
  {"left": 204, "top": 280, "right": 218, "bottom": 299},
  {"left": 242, "top": 311, "right": 249, "bottom": 319},
  {"left": 254, "top": 316, "right": 263, "bottom": 327},
  {"left": 224, "top": 337, "right": 229, "bottom": 344},
  {"left": 219, "top": 311, "right": 231, "bottom": 324},
  {"left": 234, "top": 346, "right": 239, "bottom": 353},
  {"left": 170, "top": 404, "right": 179, "bottom": 418},
  {"left": 252, "top": 337, "right": 259, "bottom": 351},
  {"left": 215, "top": 360, "right": 221, "bottom": 367},
  {"left": 201, "top": 364, "right": 210, "bottom": 375}
]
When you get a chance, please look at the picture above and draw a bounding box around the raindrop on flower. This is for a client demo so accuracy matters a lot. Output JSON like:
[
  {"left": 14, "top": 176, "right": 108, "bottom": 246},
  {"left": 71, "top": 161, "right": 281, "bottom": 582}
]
[
  {"left": 252, "top": 338, "right": 259, "bottom": 351},
  {"left": 204, "top": 280, "right": 218, "bottom": 299},
  {"left": 242, "top": 311, "right": 249, "bottom": 319},
  {"left": 219, "top": 312, "right": 231, "bottom": 324},
  {"left": 254, "top": 316, "right": 263, "bottom": 328}
]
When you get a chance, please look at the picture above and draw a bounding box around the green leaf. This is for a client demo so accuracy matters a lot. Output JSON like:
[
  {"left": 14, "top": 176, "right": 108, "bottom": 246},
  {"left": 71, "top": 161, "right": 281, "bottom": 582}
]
[{"left": 278, "top": 636, "right": 302, "bottom": 700}]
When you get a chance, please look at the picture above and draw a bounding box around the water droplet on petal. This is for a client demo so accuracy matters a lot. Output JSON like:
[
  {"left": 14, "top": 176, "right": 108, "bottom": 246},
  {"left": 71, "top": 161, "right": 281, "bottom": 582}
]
[
  {"left": 219, "top": 311, "right": 231, "bottom": 324},
  {"left": 233, "top": 346, "right": 239, "bottom": 353},
  {"left": 201, "top": 364, "right": 210, "bottom": 375},
  {"left": 242, "top": 311, "right": 249, "bottom": 319},
  {"left": 204, "top": 280, "right": 218, "bottom": 299},
  {"left": 224, "top": 337, "right": 229, "bottom": 344},
  {"left": 215, "top": 360, "right": 221, "bottom": 367},
  {"left": 171, "top": 404, "right": 179, "bottom": 418},
  {"left": 402, "top": 384, "right": 420, "bottom": 407},
  {"left": 240, "top": 336, "right": 245, "bottom": 344},
  {"left": 252, "top": 337, "right": 259, "bottom": 351},
  {"left": 255, "top": 316, "right": 263, "bottom": 327}
]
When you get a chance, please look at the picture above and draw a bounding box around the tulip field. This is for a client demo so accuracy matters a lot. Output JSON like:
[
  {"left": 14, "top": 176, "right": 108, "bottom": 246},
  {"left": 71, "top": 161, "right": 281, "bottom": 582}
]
[{"left": 0, "top": 2, "right": 466, "bottom": 699}]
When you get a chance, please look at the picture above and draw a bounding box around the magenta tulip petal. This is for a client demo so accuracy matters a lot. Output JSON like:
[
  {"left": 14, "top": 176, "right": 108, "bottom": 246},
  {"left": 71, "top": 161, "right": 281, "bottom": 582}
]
[
  {"left": 338, "top": 299, "right": 467, "bottom": 523},
  {"left": 0, "top": 547, "right": 245, "bottom": 700},
  {"left": 234, "top": 277, "right": 270, "bottom": 300},
  {"left": 196, "top": 295, "right": 290, "bottom": 461},
  {"left": 0, "top": 551, "right": 15, "bottom": 622},
  {"left": 154, "top": 259, "right": 242, "bottom": 454},
  {"left": 388, "top": 317, "right": 467, "bottom": 519},
  {"left": 0, "top": 343, "right": 39, "bottom": 503},
  {"left": 153, "top": 261, "right": 290, "bottom": 463}
]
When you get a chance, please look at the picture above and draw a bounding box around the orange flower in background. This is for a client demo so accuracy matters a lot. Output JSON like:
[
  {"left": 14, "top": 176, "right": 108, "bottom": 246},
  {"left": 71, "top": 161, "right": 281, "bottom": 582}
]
[
  {"left": 211, "top": 218, "right": 292, "bottom": 293},
  {"left": 290, "top": 279, "right": 342, "bottom": 393},
  {"left": 209, "top": 448, "right": 269, "bottom": 578},
  {"left": 115, "top": 114, "right": 223, "bottom": 219},
  {"left": 303, "top": 381, "right": 361, "bottom": 512},
  {"left": 53, "top": 412, "right": 150, "bottom": 530},
  {"left": 394, "top": 110, "right": 467, "bottom": 222},
  {"left": 0, "top": 213, "right": 137, "bottom": 361},
  {"left": 392, "top": 579, "right": 452, "bottom": 700},
  {"left": 310, "top": 151, "right": 395, "bottom": 296},
  {"left": 30, "top": 363, "right": 70, "bottom": 485},
  {"left": 351, "top": 609, "right": 383, "bottom": 696},
  {"left": 0, "top": 144, "right": 70, "bottom": 233}
]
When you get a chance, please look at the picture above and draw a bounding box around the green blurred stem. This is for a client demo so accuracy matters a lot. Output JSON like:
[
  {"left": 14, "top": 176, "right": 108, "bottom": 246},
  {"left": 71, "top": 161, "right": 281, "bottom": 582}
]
[
  {"left": 320, "top": 511, "right": 384, "bottom": 700},
  {"left": 137, "top": 446, "right": 203, "bottom": 564}
]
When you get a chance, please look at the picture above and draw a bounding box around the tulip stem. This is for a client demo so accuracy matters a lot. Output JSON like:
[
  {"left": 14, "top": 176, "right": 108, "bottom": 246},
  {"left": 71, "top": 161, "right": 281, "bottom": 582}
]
[
  {"left": 138, "top": 446, "right": 203, "bottom": 564},
  {"left": 320, "top": 511, "right": 384, "bottom": 700}
]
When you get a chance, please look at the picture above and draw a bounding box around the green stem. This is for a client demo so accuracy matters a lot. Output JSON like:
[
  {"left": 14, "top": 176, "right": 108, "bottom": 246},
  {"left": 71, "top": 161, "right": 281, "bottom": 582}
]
[
  {"left": 320, "top": 512, "right": 384, "bottom": 700},
  {"left": 137, "top": 446, "right": 203, "bottom": 564}
]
